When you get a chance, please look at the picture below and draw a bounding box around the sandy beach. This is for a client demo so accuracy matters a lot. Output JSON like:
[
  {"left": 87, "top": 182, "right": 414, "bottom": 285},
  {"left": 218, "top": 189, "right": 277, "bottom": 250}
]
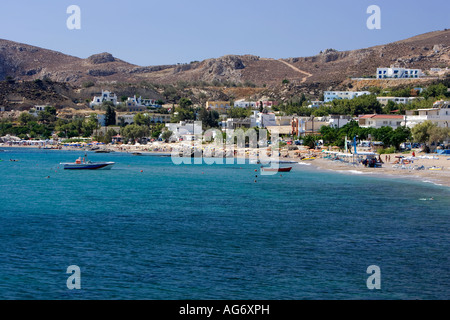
[{"left": 311, "top": 154, "right": 450, "bottom": 187}]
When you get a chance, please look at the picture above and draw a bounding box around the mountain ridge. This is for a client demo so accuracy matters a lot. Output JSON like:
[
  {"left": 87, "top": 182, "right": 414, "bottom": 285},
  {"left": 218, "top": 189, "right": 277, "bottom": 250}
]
[
  {"left": 0, "top": 29, "right": 449, "bottom": 111},
  {"left": 1, "top": 29, "right": 449, "bottom": 88}
]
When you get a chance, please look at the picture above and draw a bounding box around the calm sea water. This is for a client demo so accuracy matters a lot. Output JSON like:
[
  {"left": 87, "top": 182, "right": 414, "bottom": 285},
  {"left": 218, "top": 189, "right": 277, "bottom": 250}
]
[{"left": 0, "top": 147, "right": 448, "bottom": 300}]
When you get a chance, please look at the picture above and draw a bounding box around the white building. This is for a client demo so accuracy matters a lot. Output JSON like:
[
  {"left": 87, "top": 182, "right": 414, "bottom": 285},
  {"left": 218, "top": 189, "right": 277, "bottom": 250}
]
[
  {"left": 324, "top": 91, "right": 370, "bottom": 102},
  {"left": 29, "top": 105, "right": 48, "bottom": 117},
  {"left": 404, "top": 103, "right": 450, "bottom": 129},
  {"left": 327, "top": 115, "right": 351, "bottom": 128},
  {"left": 376, "top": 67, "right": 424, "bottom": 79},
  {"left": 358, "top": 114, "right": 404, "bottom": 129},
  {"left": 291, "top": 116, "right": 330, "bottom": 135},
  {"left": 234, "top": 100, "right": 258, "bottom": 109},
  {"left": 165, "top": 121, "right": 203, "bottom": 141},
  {"left": 90, "top": 90, "right": 119, "bottom": 108},
  {"left": 117, "top": 114, "right": 135, "bottom": 125},
  {"left": 251, "top": 111, "right": 276, "bottom": 128},
  {"left": 222, "top": 118, "right": 255, "bottom": 131},
  {"left": 376, "top": 96, "right": 420, "bottom": 105},
  {"left": 125, "top": 96, "right": 157, "bottom": 109}
]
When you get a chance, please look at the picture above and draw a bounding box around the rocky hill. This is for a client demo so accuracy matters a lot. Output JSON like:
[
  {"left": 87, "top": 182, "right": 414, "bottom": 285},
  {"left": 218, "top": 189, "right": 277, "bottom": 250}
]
[{"left": 0, "top": 29, "right": 449, "bottom": 109}]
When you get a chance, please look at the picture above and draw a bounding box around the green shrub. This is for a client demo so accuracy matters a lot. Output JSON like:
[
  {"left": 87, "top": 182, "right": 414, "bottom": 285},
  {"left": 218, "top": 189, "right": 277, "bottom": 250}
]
[{"left": 378, "top": 147, "right": 396, "bottom": 154}]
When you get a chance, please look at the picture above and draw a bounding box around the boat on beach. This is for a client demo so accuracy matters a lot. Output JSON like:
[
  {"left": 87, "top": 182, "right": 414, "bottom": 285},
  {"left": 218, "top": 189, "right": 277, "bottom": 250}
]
[{"left": 60, "top": 154, "right": 115, "bottom": 170}]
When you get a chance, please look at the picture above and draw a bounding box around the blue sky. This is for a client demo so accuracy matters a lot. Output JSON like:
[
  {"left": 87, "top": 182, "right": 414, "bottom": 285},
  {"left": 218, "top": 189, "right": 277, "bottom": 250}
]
[{"left": 0, "top": 0, "right": 448, "bottom": 66}]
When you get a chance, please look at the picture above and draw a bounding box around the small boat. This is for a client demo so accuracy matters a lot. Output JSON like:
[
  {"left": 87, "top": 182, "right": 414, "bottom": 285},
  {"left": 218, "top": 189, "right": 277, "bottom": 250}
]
[
  {"left": 61, "top": 154, "right": 115, "bottom": 170},
  {"left": 301, "top": 157, "right": 316, "bottom": 161},
  {"left": 95, "top": 150, "right": 111, "bottom": 153},
  {"left": 261, "top": 166, "right": 292, "bottom": 172},
  {"left": 132, "top": 152, "right": 143, "bottom": 156}
]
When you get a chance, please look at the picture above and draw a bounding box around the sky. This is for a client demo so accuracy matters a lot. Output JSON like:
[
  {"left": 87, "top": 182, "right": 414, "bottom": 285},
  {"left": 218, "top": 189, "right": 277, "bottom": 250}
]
[{"left": 0, "top": 0, "right": 448, "bottom": 66}]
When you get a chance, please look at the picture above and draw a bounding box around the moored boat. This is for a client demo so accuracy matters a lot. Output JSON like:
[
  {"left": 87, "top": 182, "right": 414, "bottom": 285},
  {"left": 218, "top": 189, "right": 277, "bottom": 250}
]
[
  {"left": 261, "top": 166, "right": 292, "bottom": 172},
  {"left": 61, "top": 154, "right": 114, "bottom": 170}
]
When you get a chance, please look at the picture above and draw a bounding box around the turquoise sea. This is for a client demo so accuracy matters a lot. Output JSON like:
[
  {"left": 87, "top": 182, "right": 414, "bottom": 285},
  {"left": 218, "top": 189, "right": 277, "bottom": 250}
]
[{"left": 0, "top": 147, "right": 448, "bottom": 300}]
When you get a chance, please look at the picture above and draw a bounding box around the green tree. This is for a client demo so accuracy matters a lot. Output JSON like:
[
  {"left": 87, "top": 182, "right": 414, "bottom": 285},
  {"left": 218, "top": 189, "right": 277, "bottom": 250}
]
[
  {"left": 104, "top": 128, "right": 118, "bottom": 144},
  {"left": 104, "top": 105, "right": 116, "bottom": 126},
  {"left": 319, "top": 125, "right": 339, "bottom": 145},
  {"left": 82, "top": 114, "right": 99, "bottom": 137},
  {"left": 121, "top": 124, "right": 149, "bottom": 143},
  {"left": 171, "top": 107, "right": 195, "bottom": 122},
  {"left": 134, "top": 113, "right": 150, "bottom": 126},
  {"left": 18, "top": 112, "right": 37, "bottom": 126},
  {"left": 161, "top": 130, "right": 173, "bottom": 142},
  {"left": 411, "top": 120, "right": 435, "bottom": 147},
  {"left": 428, "top": 126, "right": 450, "bottom": 152},
  {"left": 410, "top": 121, "right": 450, "bottom": 152},
  {"left": 179, "top": 98, "right": 193, "bottom": 109},
  {"left": 226, "top": 107, "right": 251, "bottom": 119},
  {"left": 151, "top": 123, "right": 165, "bottom": 138},
  {"left": 389, "top": 126, "right": 411, "bottom": 150},
  {"left": 422, "top": 83, "right": 449, "bottom": 99},
  {"left": 303, "top": 134, "right": 318, "bottom": 149}
]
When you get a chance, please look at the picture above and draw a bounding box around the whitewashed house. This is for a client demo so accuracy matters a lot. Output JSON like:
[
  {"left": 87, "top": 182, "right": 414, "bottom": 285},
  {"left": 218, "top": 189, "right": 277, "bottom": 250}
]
[
  {"left": 165, "top": 121, "right": 203, "bottom": 141},
  {"left": 376, "top": 96, "right": 420, "bottom": 105},
  {"left": 90, "top": 90, "right": 119, "bottom": 108},
  {"left": 324, "top": 91, "right": 370, "bottom": 102},
  {"left": 376, "top": 67, "right": 424, "bottom": 79},
  {"left": 403, "top": 102, "right": 450, "bottom": 129},
  {"left": 358, "top": 114, "right": 404, "bottom": 129},
  {"left": 250, "top": 111, "right": 276, "bottom": 128},
  {"left": 29, "top": 105, "right": 48, "bottom": 117},
  {"left": 234, "top": 100, "right": 258, "bottom": 109},
  {"left": 327, "top": 115, "right": 351, "bottom": 128}
]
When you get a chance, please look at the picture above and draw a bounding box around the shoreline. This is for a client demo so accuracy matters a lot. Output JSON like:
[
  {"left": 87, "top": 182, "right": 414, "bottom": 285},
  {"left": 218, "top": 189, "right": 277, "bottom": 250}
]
[
  {"left": 2, "top": 142, "right": 450, "bottom": 188},
  {"left": 310, "top": 157, "right": 450, "bottom": 188}
]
